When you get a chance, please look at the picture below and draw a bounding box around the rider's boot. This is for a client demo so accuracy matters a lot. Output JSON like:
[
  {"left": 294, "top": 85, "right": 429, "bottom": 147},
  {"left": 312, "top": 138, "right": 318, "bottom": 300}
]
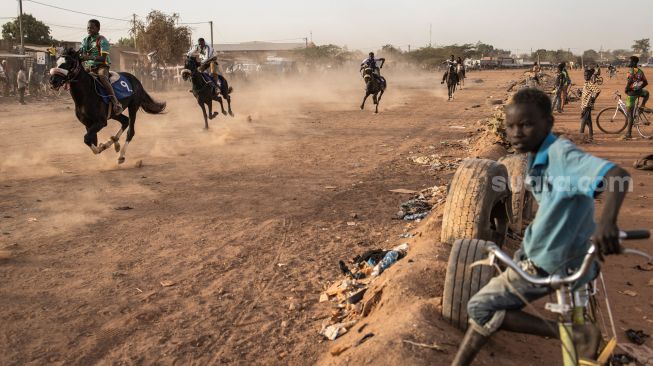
[
  {"left": 500, "top": 310, "right": 558, "bottom": 338},
  {"left": 451, "top": 327, "right": 490, "bottom": 366},
  {"left": 99, "top": 75, "right": 123, "bottom": 115}
]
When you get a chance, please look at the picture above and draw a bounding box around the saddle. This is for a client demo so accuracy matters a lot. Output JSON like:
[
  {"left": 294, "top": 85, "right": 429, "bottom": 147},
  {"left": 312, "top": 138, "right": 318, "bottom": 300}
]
[{"left": 90, "top": 72, "right": 134, "bottom": 105}]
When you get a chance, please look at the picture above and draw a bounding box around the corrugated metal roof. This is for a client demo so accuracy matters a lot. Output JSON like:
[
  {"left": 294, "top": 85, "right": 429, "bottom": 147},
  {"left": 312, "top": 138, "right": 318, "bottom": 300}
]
[{"left": 214, "top": 42, "right": 304, "bottom": 52}]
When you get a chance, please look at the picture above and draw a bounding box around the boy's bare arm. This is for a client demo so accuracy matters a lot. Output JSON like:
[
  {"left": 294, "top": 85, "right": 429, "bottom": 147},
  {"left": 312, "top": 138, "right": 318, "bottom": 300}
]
[{"left": 594, "top": 165, "right": 630, "bottom": 259}]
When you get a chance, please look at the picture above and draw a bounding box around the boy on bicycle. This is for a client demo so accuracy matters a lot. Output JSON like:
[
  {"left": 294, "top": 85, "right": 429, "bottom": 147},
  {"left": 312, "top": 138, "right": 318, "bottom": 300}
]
[
  {"left": 624, "top": 56, "right": 651, "bottom": 139},
  {"left": 452, "top": 88, "right": 631, "bottom": 366}
]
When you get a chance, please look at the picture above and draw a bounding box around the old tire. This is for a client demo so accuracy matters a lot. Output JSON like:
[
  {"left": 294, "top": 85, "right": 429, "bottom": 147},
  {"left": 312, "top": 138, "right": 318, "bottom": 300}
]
[
  {"left": 442, "top": 239, "right": 496, "bottom": 330},
  {"left": 440, "top": 159, "right": 511, "bottom": 246},
  {"left": 498, "top": 154, "right": 535, "bottom": 234}
]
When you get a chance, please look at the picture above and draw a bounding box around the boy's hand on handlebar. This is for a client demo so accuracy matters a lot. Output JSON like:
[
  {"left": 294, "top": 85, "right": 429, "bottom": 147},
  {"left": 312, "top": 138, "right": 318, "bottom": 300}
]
[{"left": 594, "top": 222, "right": 622, "bottom": 260}]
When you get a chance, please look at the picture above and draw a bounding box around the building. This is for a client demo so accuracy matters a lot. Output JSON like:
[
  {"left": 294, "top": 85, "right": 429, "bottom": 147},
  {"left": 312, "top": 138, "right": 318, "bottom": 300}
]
[{"left": 213, "top": 41, "right": 305, "bottom": 62}]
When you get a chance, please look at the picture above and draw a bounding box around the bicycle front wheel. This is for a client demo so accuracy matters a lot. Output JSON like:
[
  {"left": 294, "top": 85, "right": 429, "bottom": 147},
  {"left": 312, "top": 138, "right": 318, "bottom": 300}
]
[
  {"left": 596, "top": 107, "right": 628, "bottom": 134},
  {"left": 636, "top": 112, "right": 653, "bottom": 138}
]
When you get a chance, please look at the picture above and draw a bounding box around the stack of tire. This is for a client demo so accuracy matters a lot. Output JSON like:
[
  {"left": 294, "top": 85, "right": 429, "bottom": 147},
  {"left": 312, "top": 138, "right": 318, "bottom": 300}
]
[{"left": 440, "top": 154, "right": 534, "bottom": 330}]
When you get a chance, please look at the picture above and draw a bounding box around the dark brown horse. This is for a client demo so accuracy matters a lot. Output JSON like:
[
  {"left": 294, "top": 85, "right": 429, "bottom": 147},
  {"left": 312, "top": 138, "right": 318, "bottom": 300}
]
[
  {"left": 360, "top": 67, "right": 386, "bottom": 113},
  {"left": 49, "top": 48, "right": 166, "bottom": 164}
]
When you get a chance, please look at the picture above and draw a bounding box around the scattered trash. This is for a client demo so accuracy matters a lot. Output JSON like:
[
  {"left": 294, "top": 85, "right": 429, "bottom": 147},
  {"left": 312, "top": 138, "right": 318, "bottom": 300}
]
[
  {"left": 320, "top": 320, "right": 357, "bottom": 341},
  {"left": 620, "top": 290, "right": 638, "bottom": 297},
  {"left": 449, "top": 125, "right": 466, "bottom": 129},
  {"left": 635, "top": 263, "right": 653, "bottom": 271},
  {"left": 389, "top": 189, "right": 417, "bottom": 194},
  {"left": 160, "top": 280, "right": 176, "bottom": 287},
  {"left": 396, "top": 185, "right": 447, "bottom": 220},
  {"left": 370, "top": 244, "right": 408, "bottom": 276},
  {"left": 325, "top": 186, "right": 338, "bottom": 190},
  {"left": 610, "top": 353, "right": 636, "bottom": 366},
  {"left": 408, "top": 154, "right": 463, "bottom": 171},
  {"left": 27, "top": 217, "right": 38, "bottom": 222},
  {"left": 399, "top": 233, "right": 414, "bottom": 238},
  {"left": 347, "top": 221, "right": 356, "bottom": 226},
  {"left": 487, "top": 99, "right": 504, "bottom": 105},
  {"left": 355, "top": 333, "right": 375, "bottom": 346},
  {"left": 114, "top": 206, "right": 133, "bottom": 211},
  {"left": 618, "top": 343, "right": 653, "bottom": 365},
  {"left": 402, "top": 339, "right": 446, "bottom": 352},
  {"left": 634, "top": 154, "right": 653, "bottom": 170},
  {"left": 626, "top": 329, "right": 650, "bottom": 345},
  {"left": 277, "top": 263, "right": 287, "bottom": 267},
  {"left": 471, "top": 104, "right": 481, "bottom": 108}
]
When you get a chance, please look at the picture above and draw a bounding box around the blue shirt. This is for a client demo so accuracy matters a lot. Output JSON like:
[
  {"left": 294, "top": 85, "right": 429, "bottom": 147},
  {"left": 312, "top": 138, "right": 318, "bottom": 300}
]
[{"left": 522, "top": 133, "right": 615, "bottom": 275}]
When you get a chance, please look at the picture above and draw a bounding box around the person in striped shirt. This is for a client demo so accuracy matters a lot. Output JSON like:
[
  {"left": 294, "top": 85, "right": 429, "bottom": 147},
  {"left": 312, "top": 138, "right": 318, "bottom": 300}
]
[{"left": 580, "top": 66, "right": 601, "bottom": 141}]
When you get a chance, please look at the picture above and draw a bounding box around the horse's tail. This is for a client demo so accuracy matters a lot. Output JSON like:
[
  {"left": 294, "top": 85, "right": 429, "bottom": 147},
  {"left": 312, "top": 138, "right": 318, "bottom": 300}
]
[
  {"left": 140, "top": 89, "right": 167, "bottom": 114},
  {"left": 228, "top": 86, "right": 233, "bottom": 95},
  {"left": 122, "top": 72, "right": 166, "bottom": 114}
]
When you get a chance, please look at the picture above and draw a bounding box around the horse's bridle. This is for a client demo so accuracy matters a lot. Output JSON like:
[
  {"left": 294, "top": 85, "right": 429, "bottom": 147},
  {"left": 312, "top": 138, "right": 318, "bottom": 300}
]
[{"left": 49, "top": 55, "right": 82, "bottom": 85}]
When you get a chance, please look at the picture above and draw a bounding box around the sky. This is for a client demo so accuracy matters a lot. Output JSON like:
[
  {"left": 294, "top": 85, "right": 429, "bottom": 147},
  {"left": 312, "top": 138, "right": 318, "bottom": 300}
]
[{"left": 1, "top": 0, "right": 652, "bottom": 55}]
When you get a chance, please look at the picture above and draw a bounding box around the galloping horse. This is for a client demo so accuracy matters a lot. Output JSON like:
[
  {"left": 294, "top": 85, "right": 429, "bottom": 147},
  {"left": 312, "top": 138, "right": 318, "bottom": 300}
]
[
  {"left": 445, "top": 64, "right": 459, "bottom": 101},
  {"left": 182, "top": 56, "right": 233, "bottom": 129},
  {"left": 456, "top": 63, "right": 466, "bottom": 89},
  {"left": 360, "top": 67, "right": 386, "bottom": 113},
  {"left": 49, "top": 48, "right": 166, "bottom": 164}
]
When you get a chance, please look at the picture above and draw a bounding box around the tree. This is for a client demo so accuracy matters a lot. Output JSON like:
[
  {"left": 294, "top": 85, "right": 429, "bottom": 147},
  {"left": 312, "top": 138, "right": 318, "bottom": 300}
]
[
  {"left": 582, "top": 49, "right": 599, "bottom": 64},
  {"left": 134, "top": 11, "right": 191, "bottom": 65},
  {"left": 2, "top": 13, "right": 53, "bottom": 45},
  {"left": 632, "top": 38, "right": 650, "bottom": 56},
  {"left": 294, "top": 44, "right": 354, "bottom": 65},
  {"left": 117, "top": 37, "right": 135, "bottom": 48}
]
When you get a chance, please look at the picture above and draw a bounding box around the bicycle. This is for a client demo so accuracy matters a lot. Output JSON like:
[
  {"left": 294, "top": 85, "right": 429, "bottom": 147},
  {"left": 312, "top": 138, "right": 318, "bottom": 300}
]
[
  {"left": 472, "top": 230, "right": 651, "bottom": 366},
  {"left": 596, "top": 91, "right": 653, "bottom": 138}
]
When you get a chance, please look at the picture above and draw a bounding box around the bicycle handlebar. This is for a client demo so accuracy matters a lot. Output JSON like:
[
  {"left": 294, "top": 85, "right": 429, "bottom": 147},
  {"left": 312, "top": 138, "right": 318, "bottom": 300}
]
[{"left": 480, "top": 230, "right": 651, "bottom": 289}]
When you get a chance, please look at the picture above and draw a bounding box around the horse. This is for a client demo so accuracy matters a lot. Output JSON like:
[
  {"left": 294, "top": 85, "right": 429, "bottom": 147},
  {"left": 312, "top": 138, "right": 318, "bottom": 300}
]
[
  {"left": 49, "top": 48, "right": 166, "bottom": 164},
  {"left": 182, "top": 56, "right": 233, "bottom": 129},
  {"left": 456, "top": 63, "right": 465, "bottom": 89},
  {"left": 360, "top": 67, "right": 386, "bottom": 113},
  {"left": 445, "top": 64, "right": 459, "bottom": 101}
]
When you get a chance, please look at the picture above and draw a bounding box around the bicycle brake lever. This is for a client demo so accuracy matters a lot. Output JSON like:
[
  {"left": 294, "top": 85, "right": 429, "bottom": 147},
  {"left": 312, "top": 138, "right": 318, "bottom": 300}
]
[
  {"left": 470, "top": 252, "right": 496, "bottom": 268},
  {"left": 622, "top": 248, "right": 653, "bottom": 261}
]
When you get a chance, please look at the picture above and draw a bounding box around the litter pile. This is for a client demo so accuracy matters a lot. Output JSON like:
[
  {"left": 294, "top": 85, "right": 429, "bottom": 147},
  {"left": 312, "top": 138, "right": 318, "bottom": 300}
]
[
  {"left": 318, "top": 243, "right": 410, "bottom": 341},
  {"left": 395, "top": 185, "right": 448, "bottom": 221},
  {"left": 408, "top": 154, "right": 464, "bottom": 171},
  {"left": 506, "top": 72, "right": 557, "bottom": 93}
]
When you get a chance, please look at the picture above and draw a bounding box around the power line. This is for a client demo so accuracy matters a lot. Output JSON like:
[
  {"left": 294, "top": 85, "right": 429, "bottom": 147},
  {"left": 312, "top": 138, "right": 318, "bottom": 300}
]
[
  {"left": 23, "top": 0, "right": 131, "bottom": 22},
  {"left": 46, "top": 22, "right": 129, "bottom": 31}
]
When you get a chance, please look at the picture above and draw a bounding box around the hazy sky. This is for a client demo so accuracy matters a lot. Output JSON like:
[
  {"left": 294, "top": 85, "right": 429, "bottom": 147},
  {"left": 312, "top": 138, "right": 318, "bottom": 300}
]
[{"left": 2, "top": 0, "right": 651, "bottom": 54}]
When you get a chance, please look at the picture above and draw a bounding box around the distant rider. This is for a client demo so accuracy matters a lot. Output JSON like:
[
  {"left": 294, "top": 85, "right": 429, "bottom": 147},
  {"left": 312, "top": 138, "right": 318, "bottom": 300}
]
[
  {"left": 457, "top": 57, "right": 466, "bottom": 79},
  {"left": 441, "top": 55, "right": 457, "bottom": 84},
  {"left": 188, "top": 38, "right": 221, "bottom": 92},
  {"left": 532, "top": 62, "right": 541, "bottom": 85},
  {"left": 360, "top": 52, "right": 385, "bottom": 81},
  {"left": 80, "top": 19, "right": 122, "bottom": 115}
]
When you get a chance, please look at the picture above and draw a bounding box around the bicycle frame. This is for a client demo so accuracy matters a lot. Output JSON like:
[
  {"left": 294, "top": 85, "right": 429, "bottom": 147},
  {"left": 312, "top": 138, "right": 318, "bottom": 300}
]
[{"left": 476, "top": 232, "right": 651, "bottom": 366}]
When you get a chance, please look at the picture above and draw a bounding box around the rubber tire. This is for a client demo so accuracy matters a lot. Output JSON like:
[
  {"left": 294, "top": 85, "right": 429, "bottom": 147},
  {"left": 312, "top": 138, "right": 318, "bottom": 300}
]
[
  {"left": 442, "top": 239, "right": 496, "bottom": 330},
  {"left": 441, "top": 159, "right": 511, "bottom": 247},
  {"left": 636, "top": 111, "right": 653, "bottom": 139},
  {"left": 498, "top": 154, "right": 534, "bottom": 234},
  {"left": 596, "top": 107, "right": 628, "bottom": 134}
]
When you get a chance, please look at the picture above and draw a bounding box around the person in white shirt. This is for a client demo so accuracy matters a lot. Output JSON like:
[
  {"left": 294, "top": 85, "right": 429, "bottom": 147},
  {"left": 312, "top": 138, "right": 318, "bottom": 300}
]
[
  {"left": 187, "top": 38, "right": 219, "bottom": 82},
  {"left": 16, "top": 65, "right": 27, "bottom": 104}
]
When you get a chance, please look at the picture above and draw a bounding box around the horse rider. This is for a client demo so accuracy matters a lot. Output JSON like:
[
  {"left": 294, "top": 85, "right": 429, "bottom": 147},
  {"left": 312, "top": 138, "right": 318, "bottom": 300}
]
[
  {"left": 188, "top": 38, "right": 220, "bottom": 88},
  {"left": 441, "top": 55, "right": 457, "bottom": 84},
  {"left": 360, "top": 52, "right": 385, "bottom": 83},
  {"left": 80, "top": 19, "right": 123, "bottom": 115}
]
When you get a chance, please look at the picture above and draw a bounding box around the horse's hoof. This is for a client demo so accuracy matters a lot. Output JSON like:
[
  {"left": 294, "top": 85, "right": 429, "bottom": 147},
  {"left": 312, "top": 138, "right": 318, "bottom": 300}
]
[
  {"left": 118, "top": 157, "right": 125, "bottom": 164},
  {"left": 222, "top": 111, "right": 227, "bottom": 115},
  {"left": 114, "top": 142, "right": 121, "bottom": 153},
  {"left": 229, "top": 111, "right": 234, "bottom": 117}
]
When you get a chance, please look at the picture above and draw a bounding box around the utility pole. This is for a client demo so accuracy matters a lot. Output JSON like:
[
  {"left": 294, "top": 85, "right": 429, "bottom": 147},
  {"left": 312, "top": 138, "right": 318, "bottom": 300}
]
[
  {"left": 429, "top": 23, "right": 432, "bottom": 47},
  {"left": 209, "top": 21, "right": 213, "bottom": 47},
  {"left": 408, "top": 44, "right": 411, "bottom": 52},
  {"left": 303, "top": 37, "right": 308, "bottom": 48},
  {"left": 18, "top": 0, "right": 24, "bottom": 54},
  {"left": 310, "top": 30, "right": 312, "bottom": 43},
  {"left": 131, "top": 13, "right": 137, "bottom": 45}
]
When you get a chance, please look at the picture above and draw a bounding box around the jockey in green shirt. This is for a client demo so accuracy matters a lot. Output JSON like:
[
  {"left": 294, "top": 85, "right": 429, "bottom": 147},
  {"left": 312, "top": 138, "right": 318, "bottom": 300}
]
[{"left": 80, "top": 19, "right": 122, "bottom": 115}]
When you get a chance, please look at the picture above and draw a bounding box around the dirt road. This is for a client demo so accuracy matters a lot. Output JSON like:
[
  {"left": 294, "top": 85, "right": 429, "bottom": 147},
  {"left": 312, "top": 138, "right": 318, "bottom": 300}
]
[{"left": 1, "top": 69, "right": 651, "bottom": 365}]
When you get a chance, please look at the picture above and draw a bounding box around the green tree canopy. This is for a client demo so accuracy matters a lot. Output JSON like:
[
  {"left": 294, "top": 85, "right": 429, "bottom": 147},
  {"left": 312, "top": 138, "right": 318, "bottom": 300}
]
[
  {"left": 632, "top": 38, "right": 650, "bottom": 56},
  {"left": 117, "top": 37, "right": 135, "bottom": 48},
  {"left": 134, "top": 11, "right": 191, "bottom": 65},
  {"left": 2, "top": 13, "right": 53, "bottom": 45}
]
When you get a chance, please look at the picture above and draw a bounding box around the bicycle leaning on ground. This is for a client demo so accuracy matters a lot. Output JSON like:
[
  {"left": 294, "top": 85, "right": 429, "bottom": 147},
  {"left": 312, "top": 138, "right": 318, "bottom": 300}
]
[
  {"left": 472, "top": 230, "right": 651, "bottom": 366},
  {"left": 596, "top": 91, "right": 653, "bottom": 138}
]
